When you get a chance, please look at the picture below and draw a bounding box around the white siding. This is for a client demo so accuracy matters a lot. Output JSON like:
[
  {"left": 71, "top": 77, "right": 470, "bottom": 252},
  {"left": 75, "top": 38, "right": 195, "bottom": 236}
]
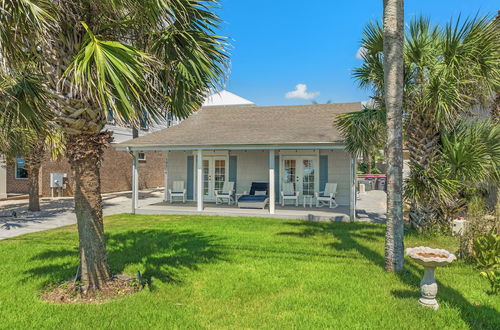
[
  {"left": 230, "top": 150, "right": 268, "bottom": 194},
  {"left": 166, "top": 151, "right": 189, "bottom": 193},
  {"left": 320, "top": 149, "right": 352, "bottom": 206}
]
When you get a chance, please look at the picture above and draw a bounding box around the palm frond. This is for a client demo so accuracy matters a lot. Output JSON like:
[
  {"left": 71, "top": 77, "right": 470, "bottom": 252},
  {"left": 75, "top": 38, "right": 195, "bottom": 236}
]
[
  {"left": 334, "top": 107, "right": 387, "bottom": 156},
  {"left": 64, "top": 22, "right": 162, "bottom": 126},
  {"left": 0, "top": 69, "right": 51, "bottom": 132}
]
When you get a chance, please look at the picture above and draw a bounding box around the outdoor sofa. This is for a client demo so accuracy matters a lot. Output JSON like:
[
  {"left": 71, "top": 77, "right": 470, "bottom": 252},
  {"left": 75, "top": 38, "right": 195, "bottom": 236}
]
[{"left": 237, "top": 182, "right": 269, "bottom": 209}]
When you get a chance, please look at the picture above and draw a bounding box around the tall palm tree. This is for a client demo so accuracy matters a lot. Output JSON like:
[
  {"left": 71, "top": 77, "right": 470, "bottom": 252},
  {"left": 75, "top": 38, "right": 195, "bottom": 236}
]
[
  {"left": 0, "top": 0, "right": 228, "bottom": 292},
  {"left": 353, "top": 15, "right": 499, "bottom": 228},
  {"left": 382, "top": 0, "right": 405, "bottom": 271}
]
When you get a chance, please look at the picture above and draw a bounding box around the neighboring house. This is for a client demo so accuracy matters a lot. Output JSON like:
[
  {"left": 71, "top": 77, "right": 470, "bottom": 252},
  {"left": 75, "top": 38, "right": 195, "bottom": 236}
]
[
  {"left": 0, "top": 90, "right": 254, "bottom": 198},
  {"left": 116, "top": 102, "right": 361, "bottom": 219}
]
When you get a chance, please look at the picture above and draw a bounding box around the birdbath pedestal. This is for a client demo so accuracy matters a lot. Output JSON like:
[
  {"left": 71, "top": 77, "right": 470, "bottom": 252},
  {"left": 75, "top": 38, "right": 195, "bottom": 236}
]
[{"left": 406, "top": 247, "right": 456, "bottom": 310}]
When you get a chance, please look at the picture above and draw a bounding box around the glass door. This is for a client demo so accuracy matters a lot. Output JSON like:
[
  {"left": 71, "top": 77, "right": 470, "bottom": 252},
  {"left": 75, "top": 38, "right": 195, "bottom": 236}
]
[
  {"left": 282, "top": 157, "right": 317, "bottom": 201},
  {"left": 202, "top": 157, "right": 227, "bottom": 201}
]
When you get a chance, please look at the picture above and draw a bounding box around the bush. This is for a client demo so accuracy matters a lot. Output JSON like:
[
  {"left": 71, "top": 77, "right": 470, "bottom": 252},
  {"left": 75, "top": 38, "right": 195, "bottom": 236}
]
[{"left": 473, "top": 228, "right": 500, "bottom": 294}]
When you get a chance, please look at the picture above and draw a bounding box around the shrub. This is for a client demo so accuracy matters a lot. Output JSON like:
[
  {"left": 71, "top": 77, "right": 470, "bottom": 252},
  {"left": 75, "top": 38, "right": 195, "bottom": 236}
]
[{"left": 473, "top": 228, "right": 500, "bottom": 294}]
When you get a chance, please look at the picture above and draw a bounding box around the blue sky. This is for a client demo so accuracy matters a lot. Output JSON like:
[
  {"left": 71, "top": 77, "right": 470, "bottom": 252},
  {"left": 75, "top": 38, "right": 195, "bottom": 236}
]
[{"left": 217, "top": 0, "right": 498, "bottom": 106}]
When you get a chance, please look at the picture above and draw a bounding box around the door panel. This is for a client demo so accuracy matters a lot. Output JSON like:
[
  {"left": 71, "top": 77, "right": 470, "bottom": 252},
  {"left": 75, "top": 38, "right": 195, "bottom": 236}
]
[
  {"left": 214, "top": 159, "right": 226, "bottom": 193},
  {"left": 203, "top": 160, "right": 210, "bottom": 197},
  {"left": 301, "top": 159, "right": 315, "bottom": 196},
  {"left": 283, "top": 159, "right": 297, "bottom": 190}
]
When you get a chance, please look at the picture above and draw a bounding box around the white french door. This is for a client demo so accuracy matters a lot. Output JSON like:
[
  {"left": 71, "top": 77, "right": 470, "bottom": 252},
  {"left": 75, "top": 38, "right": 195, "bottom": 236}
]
[
  {"left": 202, "top": 157, "right": 228, "bottom": 201},
  {"left": 282, "top": 157, "right": 317, "bottom": 199}
]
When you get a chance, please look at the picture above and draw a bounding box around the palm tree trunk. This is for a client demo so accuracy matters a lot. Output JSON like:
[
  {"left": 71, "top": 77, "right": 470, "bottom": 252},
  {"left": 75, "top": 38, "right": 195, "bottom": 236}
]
[
  {"left": 407, "top": 111, "right": 441, "bottom": 228},
  {"left": 26, "top": 140, "right": 45, "bottom": 212},
  {"left": 365, "top": 152, "right": 373, "bottom": 174},
  {"left": 66, "top": 133, "right": 112, "bottom": 292},
  {"left": 28, "top": 163, "right": 41, "bottom": 212},
  {"left": 383, "top": 0, "right": 405, "bottom": 272}
]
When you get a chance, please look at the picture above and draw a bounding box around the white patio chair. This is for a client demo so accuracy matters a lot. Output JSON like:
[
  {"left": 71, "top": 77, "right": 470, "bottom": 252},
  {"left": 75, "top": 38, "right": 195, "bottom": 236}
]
[
  {"left": 280, "top": 182, "right": 300, "bottom": 206},
  {"left": 168, "top": 181, "right": 186, "bottom": 203},
  {"left": 215, "top": 181, "right": 235, "bottom": 205},
  {"left": 315, "top": 183, "right": 338, "bottom": 208}
]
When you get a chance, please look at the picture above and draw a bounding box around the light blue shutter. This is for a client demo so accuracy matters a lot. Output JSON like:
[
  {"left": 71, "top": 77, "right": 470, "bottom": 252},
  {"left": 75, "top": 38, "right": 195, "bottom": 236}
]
[
  {"left": 187, "top": 156, "right": 194, "bottom": 200},
  {"left": 319, "top": 155, "right": 328, "bottom": 192},
  {"left": 229, "top": 156, "right": 237, "bottom": 192},
  {"left": 275, "top": 155, "right": 280, "bottom": 202}
]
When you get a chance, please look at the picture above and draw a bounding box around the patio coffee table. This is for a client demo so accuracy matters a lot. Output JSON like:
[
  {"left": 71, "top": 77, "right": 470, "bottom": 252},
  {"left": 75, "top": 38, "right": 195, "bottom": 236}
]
[{"left": 303, "top": 195, "right": 314, "bottom": 208}]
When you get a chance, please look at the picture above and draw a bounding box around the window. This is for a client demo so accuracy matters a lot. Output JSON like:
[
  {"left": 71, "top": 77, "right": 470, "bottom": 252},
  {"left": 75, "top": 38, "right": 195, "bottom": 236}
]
[
  {"left": 15, "top": 158, "right": 28, "bottom": 179},
  {"left": 138, "top": 152, "right": 146, "bottom": 161}
]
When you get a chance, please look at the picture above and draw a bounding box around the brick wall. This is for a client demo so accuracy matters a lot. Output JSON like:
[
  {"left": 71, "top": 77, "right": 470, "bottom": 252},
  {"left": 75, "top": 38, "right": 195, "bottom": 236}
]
[
  {"left": 6, "top": 146, "right": 166, "bottom": 197},
  {"left": 40, "top": 147, "right": 166, "bottom": 197},
  {"left": 6, "top": 163, "right": 30, "bottom": 194}
]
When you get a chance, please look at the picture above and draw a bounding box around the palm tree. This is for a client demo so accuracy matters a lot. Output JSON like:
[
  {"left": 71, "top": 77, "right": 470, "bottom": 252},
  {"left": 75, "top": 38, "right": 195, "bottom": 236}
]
[
  {"left": 405, "top": 119, "right": 500, "bottom": 222},
  {"left": 382, "top": 0, "right": 405, "bottom": 271},
  {"left": 334, "top": 106, "right": 386, "bottom": 173},
  {"left": 0, "top": 0, "right": 228, "bottom": 293},
  {"left": 353, "top": 15, "right": 499, "bottom": 228},
  {"left": 0, "top": 70, "right": 60, "bottom": 211}
]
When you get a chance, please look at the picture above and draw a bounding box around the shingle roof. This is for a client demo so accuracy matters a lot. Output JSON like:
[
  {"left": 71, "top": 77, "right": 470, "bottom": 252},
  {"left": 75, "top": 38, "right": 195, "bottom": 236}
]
[{"left": 116, "top": 102, "right": 361, "bottom": 148}]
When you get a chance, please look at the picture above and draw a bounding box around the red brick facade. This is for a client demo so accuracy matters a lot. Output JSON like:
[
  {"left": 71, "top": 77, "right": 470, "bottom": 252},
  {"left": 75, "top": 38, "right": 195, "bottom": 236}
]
[{"left": 6, "top": 147, "right": 166, "bottom": 197}]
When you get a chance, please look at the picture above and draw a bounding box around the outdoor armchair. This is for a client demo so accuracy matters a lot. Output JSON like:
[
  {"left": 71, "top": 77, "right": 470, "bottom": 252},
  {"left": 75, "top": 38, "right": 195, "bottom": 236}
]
[
  {"left": 169, "top": 181, "right": 186, "bottom": 203},
  {"left": 215, "top": 181, "right": 235, "bottom": 205},
  {"left": 315, "top": 183, "right": 338, "bottom": 208},
  {"left": 280, "top": 182, "right": 300, "bottom": 206}
]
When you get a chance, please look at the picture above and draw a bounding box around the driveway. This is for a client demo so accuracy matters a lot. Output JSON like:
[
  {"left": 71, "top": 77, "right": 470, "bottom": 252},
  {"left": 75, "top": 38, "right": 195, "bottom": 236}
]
[{"left": 0, "top": 189, "right": 164, "bottom": 240}]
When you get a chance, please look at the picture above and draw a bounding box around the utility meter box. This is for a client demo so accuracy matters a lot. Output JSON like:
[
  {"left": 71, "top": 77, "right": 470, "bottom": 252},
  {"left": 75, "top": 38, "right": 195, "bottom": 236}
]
[
  {"left": 50, "top": 173, "right": 66, "bottom": 188},
  {"left": 451, "top": 218, "right": 466, "bottom": 236}
]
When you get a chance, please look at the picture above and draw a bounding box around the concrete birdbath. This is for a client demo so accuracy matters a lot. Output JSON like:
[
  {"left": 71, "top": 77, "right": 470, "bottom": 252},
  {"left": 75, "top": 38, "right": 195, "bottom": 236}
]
[{"left": 406, "top": 246, "right": 456, "bottom": 310}]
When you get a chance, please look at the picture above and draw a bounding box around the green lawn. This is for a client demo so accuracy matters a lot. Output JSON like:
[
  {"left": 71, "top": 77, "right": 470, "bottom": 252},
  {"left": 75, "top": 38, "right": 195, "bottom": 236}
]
[{"left": 0, "top": 215, "right": 498, "bottom": 329}]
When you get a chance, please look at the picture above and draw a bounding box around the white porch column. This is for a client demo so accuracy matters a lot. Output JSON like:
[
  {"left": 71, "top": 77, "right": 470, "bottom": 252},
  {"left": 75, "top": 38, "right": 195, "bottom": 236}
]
[
  {"left": 131, "top": 151, "right": 139, "bottom": 213},
  {"left": 163, "top": 152, "right": 168, "bottom": 201},
  {"left": 197, "top": 149, "right": 203, "bottom": 211},
  {"left": 269, "top": 150, "right": 275, "bottom": 214},
  {"left": 0, "top": 155, "right": 7, "bottom": 199}
]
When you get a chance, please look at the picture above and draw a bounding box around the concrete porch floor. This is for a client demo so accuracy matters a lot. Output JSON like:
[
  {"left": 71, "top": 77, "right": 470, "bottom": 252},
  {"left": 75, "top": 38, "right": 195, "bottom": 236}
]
[{"left": 136, "top": 201, "right": 352, "bottom": 222}]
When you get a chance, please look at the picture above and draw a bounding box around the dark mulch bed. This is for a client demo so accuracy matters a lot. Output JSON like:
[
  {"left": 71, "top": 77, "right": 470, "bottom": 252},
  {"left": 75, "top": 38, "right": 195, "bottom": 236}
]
[{"left": 42, "top": 275, "right": 142, "bottom": 304}]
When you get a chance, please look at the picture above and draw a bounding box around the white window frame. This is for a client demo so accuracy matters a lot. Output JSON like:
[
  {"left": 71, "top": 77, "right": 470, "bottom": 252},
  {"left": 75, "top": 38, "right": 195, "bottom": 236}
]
[
  {"left": 15, "top": 157, "right": 29, "bottom": 180},
  {"left": 138, "top": 152, "right": 146, "bottom": 161}
]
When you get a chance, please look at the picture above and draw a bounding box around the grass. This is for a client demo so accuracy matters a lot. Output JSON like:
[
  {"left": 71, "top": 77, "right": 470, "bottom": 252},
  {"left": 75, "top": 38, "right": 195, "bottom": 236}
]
[{"left": 0, "top": 214, "right": 498, "bottom": 329}]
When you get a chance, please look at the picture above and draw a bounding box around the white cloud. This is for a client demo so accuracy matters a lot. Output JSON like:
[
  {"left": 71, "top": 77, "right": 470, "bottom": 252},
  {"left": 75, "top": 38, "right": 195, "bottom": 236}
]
[
  {"left": 355, "top": 46, "right": 367, "bottom": 59},
  {"left": 285, "top": 84, "right": 320, "bottom": 100}
]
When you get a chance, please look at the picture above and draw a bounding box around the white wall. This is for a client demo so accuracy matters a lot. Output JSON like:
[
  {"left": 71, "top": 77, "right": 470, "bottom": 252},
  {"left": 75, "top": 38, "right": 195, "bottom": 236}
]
[
  {"left": 166, "top": 151, "right": 189, "bottom": 192},
  {"left": 321, "top": 149, "right": 352, "bottom": 206},
  {"left": 230, "top": 150, "right": 268, "bottom": 193}
]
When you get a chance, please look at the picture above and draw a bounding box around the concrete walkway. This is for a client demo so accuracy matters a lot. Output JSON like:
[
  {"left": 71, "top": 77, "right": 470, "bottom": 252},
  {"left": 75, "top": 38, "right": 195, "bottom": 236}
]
[
  {"left": 0, "top": 189, "right": 164, "bottom": 240},
  {"left": 0, "top": 189, "right": 386, "bottom": 240},
  {"left": 356, "top": 190, "right": 387, "bottom": 224}
]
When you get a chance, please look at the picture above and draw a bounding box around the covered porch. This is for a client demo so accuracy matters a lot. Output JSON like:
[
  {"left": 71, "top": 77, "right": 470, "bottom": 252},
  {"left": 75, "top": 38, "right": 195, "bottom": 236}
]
[{"left": 127, "top": 145, "right": 356, "bottom": 220}]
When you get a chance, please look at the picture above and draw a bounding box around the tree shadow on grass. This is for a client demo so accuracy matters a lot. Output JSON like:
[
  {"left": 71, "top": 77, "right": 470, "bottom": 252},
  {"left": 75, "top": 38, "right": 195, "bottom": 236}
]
[
  {"left": 24, "top": 229, "right": 225, "bottom": 287},
  {"left": 279, "top": 220, "right": 499, "bottom": 330}
]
